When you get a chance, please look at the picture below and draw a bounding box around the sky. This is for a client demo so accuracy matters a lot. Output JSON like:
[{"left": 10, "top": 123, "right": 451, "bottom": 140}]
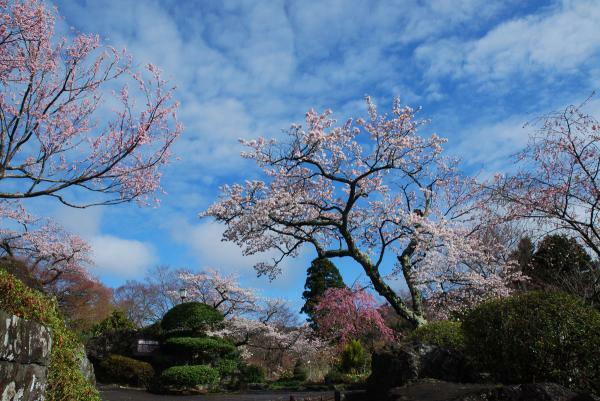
[{"left": 34, "top": 0, "right": 600, "bottom": 314}]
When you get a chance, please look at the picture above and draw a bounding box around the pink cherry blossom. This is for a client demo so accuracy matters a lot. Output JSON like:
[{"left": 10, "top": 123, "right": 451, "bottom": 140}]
[{"left": 314, "top": 285, "right": 395, "bottom": 346}]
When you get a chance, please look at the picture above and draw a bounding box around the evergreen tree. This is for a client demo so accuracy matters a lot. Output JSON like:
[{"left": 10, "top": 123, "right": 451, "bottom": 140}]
[
  {"left": 530, "top": 234, "right": 592, "bottom": 281},
  {"left": 301, "top": 257, "right": 345, "bottom": 326}
]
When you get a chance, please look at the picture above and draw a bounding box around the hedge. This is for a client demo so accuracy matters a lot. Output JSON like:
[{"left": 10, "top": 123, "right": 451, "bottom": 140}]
[
  {"left": 98, "top": 354, "right": 154, "bottom": 387},
  {"left": 407, "top": 320, "right": 465, "bottom": 351},
  {"left": 0, "top": 268, "right": 100, "bottom": 401},
  {"left": 160, "top": 364, "right": 220, "bottom": 387},
  {"left": 463, "top": 291, "right": 600, "bottom": 394}
]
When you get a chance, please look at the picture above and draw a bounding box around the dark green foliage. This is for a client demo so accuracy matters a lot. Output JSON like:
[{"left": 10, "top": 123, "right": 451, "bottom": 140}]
[
  {"left": 516, "top": 234, "right": 600, "bottom": 307},
  {"left": 163, "top": 336, "right": 238, "bottom": 364},
  {"left": 98, "top": 354, "right": 154, "bottom": 387},
  {"left": 530, "top": 234, "right": 592, "bottom": 281},
  {"left": 301, "top": 257, "right": 345, "bottom": 326},
  {"left": 242, "top": 364, "right": 266, "bottom": 383},
  {"left": 463, "top": 291, "right": 600, "bottom": 394},
  {"left": 407, "top": 320, "right": 465, "bottom": 351},
  {"left": 91, "top": 309, "right": 135, "bottom": 336},
  {"left": 0, "top": 268, "right": 100, "bottom": 401},
  {"left": 340, "top": 340, "right": 367, "bottom": 373},
  {"left": 161, "top": 302, "right": 224, "bottom": 334},
  {"left": 160, "top": 365, "right": 220, "bottom": 387}
]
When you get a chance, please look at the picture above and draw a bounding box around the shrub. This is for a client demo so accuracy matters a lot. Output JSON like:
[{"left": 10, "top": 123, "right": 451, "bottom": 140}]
[
  {"left": 242, "top": 364, "right": 266, "bottom": 383},
  {"left": 161, "top": 302, "right": 224, "bottom": 334},
  {"left": 160, "top": 365, "right": 220, "bottom": 387},
  {"left": 98, "top": 354, "right": 154, "bottom": 387},
  {"left": 163, "top": 336, "right": 238, "bottom": 364},
  {"left": 340, "top": 340, "right": 367, "bottom": 373},
  {"left": 407, "top": 320, "right": 465, "bottom": 350},
  {"left": 292, "top": 359, "right": 309, "bottom": 381},
  {"left": 463, "top": 291, "right": 600, "bottom": 394},
  {"left": 0, "top": 268, "right": 100, "bottom": 401}
]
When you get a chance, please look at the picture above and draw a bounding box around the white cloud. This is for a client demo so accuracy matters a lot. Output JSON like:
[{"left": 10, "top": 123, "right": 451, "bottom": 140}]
[
  {"left": 416, "top": 0, "right": 600, "bottom": 82},
  {"left": 89, "top": 235, "right": 157, "bottom": 279},
  {"left": 52, "top": 205, "right": 158, "bottom": 279}
]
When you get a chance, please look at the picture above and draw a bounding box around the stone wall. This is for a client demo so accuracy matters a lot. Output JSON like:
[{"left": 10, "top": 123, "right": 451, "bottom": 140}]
[{"left": 0, "top": 309, "right": 52, "bottom": 401}]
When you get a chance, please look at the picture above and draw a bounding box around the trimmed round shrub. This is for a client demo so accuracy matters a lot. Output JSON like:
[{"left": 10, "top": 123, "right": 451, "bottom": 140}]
[
  {"left": 160, "top": 365, "right": 219, "bottom": 387},
  {"left": 163, "top": 336, "right": 238, "bottom": 363},
  {"left": 340, "top": 340, "right": 367, "bottom": 373},
  {"left": 0, "top": 267, "right": 100, "bottom": 401},
  {"left": 161, "top": 302, "right": 223, "bottom": 334},
  {"left": 98, "top": 354, "right": 154, "bottom": 387},
  {"left": 463, "top": 291, "right": 600, "bottom": 394},
  {"left": 407, "top": 320, "right": 465, "bottom": 350},
  {"left": 242, "top": 364, "right": 266, "bottom": 383}
]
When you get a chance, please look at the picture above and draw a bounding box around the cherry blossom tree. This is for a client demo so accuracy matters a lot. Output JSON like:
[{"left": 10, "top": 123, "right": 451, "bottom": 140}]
[
  {"left": 0, "top": 0, "right": 181, "bottom": 207},
  {"left": 492, "top": 101, "right": 600, "bottom": 260},
  {"left": 203, "top": 97, "right": 517, "bottom": 327},
  {"left": 314, "top": 285, "right": 395, "bottom": 347},
  {"left": 0, "top": 0, "right": 180, "bottom": 278},
  {"left": 178, "top": 268, "right": 258, "bottom": 317},
  {"left": 0, "top": 201, "right": 90, "bottom": 283},
  {"left": 178, "top": 268, "right": 328, "bottom": 373}
]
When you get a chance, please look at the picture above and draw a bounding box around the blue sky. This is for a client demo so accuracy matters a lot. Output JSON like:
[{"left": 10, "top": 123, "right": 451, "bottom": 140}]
[{"left": 35, "top": 0, "right": 600, "bottom": 314}]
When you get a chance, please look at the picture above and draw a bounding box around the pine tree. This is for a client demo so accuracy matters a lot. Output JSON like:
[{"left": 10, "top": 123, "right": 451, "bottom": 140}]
[{"left": 301, "top": 257, "right": 345, "bottom": 326}]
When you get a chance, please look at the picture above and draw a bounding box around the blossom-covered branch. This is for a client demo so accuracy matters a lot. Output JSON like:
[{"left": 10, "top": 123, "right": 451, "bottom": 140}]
[{"left": 0, "top": 0, "right": 181, "bottom": 207}]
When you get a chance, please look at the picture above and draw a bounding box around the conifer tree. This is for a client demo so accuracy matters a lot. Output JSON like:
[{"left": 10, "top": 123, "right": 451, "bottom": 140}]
[{"left": 301, "top": 258, "right": 345, "bottom": 326}]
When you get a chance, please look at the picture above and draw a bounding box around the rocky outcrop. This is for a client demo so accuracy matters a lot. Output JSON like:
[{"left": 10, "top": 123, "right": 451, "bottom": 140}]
[
  {"left": 0, "top": 309, "right": 53, "bottom": 401},
  {"left": 368, "top": 342, "right": 475, "bottom": 398}
]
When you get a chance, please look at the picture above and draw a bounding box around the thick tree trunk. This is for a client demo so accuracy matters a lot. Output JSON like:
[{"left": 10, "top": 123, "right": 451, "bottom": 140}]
[
  {"left": 398, "top": 239, "right": 425, "bottom": 319},
  {"left": 354, "top": 251, "right": 427, "bottom": 328}
]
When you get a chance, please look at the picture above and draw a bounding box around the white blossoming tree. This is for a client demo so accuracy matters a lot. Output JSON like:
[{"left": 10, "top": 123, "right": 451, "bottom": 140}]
[{"left": 203, "top": 97, "right": 519, "bottom": 327}]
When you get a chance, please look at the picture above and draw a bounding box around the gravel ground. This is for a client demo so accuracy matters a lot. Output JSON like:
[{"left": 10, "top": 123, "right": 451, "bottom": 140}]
[{"left": 99, "top": 389, "right": 334, "bottom": 401}]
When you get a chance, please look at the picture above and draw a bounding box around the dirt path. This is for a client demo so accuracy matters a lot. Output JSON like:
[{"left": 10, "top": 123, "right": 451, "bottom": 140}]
[{"left": 100, "top": 389, "right": 334, "bottom": 401}]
